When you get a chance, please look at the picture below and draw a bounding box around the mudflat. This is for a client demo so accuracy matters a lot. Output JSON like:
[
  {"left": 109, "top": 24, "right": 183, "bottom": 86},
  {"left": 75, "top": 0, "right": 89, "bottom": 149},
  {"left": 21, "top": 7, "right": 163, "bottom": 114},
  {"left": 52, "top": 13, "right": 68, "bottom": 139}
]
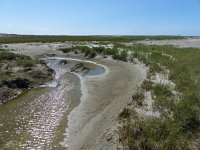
[{"left": 2, "top": 43, "right": 147, "bottom": 149}]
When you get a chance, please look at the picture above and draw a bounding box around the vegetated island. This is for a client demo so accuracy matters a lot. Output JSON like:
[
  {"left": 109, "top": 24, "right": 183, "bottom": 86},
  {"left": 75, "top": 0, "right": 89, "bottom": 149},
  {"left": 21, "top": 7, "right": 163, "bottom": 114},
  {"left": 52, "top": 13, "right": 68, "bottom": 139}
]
[{"left": 0, "top": 50, "right": 53, "bottom": 104}]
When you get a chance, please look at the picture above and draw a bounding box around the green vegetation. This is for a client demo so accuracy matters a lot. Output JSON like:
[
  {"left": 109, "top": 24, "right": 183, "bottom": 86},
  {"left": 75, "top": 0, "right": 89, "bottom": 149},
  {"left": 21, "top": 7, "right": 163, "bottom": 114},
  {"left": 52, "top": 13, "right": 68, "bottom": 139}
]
[
  {"left": 60, "top": 46, "right": 97, "bottom": 58},
  {"left": 153, "top": 84, "right": 174, "bottom": 114},
  {"left": 112, "top": 49, "right": 128, "bottom": 61},
  {"left": 132, "top": 91, "right": 145, "bottom": 106},
  {"left": 0, "top": 34, "right": 185, "bottom": 43},
  {"left": 60, "top": 44, "right": 200, "bottom": 148},
  {"left": 0, "top": 51, "right": 36, "bottom": 68},
  {"left": 1, "top": 35, "right": 199, "bottom": 148},
  {"left": 119, "top": 108, "right": 132, "bottom": 119},
  {"left": 116, "top": 44, "right": 200, "bottom": 149},
  {"left": 0, "top": 50, "right": 53, "bottom": 103},
  {"left": 0, "top": 51, "right": 24, "bottom": 60},
  {"left": 60, "top": 45, "right": 129, "bottom": 61}
]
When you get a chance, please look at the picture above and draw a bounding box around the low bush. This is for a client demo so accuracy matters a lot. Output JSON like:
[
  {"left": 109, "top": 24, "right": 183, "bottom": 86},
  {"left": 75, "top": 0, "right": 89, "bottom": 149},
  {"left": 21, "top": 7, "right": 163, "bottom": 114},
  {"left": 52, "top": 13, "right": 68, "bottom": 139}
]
[
  {"left": 119, "top": 108, "right": 132, "bottom": 119},
  {"left": 17, "top": 59, "right": 36, "bottom": 67},
  {"left": 132, "top": 92, "right": 145, "bottom": 106},
  {"left": 0, "top": 51, "right": 20, "bottom": 60}
]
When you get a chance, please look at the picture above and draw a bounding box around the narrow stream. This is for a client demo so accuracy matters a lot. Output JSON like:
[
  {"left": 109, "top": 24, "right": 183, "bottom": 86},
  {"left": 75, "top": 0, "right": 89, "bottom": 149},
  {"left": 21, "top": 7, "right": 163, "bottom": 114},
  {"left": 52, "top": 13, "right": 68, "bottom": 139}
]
[{"left": 0, "top": 58, "right": 105, "bottom": 150}]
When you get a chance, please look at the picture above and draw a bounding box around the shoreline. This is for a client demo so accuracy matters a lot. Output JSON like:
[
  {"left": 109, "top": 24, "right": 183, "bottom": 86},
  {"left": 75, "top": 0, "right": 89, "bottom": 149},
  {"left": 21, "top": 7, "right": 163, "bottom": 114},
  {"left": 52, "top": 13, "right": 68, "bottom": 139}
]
[
  {"left": 2, "top": 43, "right": 147, "bottom": 149},
  {"left": 65, "top": 57, "right": 147, "bottom": 150}
]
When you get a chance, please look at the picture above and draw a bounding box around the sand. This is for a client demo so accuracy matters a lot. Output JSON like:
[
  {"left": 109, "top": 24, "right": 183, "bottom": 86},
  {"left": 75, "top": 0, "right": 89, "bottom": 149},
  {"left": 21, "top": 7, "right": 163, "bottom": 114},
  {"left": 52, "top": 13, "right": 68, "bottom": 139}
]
[
  {"left": 3, "top": 43, "right": 147, "bottom": 150},
  {"left": 137, "top": 38, "right": 200, "bottom": 48},
  {"left": 64, "top": 57, "right": 146, "bottom": 150}
]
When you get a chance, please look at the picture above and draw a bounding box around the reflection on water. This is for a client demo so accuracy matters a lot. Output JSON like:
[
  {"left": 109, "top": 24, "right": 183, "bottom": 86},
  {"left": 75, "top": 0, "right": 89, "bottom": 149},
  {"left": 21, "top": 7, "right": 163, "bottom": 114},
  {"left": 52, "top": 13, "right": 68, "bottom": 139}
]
[
  {"left": 86, "top": 65, "right": 105, "bottom": 76},
  {"left": 0, "top": 58, "right": 105, "bottom": 149}
]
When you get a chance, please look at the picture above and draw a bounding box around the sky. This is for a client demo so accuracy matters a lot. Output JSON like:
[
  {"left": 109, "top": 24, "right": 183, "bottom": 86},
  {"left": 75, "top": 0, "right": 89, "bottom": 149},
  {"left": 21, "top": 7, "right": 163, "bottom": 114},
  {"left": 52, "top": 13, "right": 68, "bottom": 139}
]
[{"left": 0, "top": 0, "right": 200, "bottom": 35}]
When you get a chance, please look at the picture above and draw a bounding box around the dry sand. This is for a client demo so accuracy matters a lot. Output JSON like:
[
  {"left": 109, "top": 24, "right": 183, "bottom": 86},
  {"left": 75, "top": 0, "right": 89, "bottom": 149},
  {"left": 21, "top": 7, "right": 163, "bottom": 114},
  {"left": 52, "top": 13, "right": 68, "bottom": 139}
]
[
  {"left": 3, "top": 43, "right": 147, "bottom": 150},
  {"left": 137, "top": 38, "right": 200, "bottom": 48}
]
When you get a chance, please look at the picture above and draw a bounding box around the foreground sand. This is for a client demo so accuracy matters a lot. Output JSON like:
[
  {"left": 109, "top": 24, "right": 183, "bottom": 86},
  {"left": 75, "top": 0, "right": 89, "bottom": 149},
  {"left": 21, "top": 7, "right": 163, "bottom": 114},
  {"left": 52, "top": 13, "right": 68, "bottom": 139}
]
[
  {"left": 3, "top": 43, "right": 147, "bottom": 149},
  {"left": 66, "top": 57, "right": 146, "bottom": 150}
]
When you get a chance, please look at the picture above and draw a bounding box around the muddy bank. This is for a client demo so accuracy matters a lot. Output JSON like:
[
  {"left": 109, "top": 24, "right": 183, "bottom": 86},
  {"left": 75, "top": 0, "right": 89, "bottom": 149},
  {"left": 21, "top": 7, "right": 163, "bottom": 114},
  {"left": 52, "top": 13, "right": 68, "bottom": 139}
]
[{"left": 0, "top": 52, "right": 54, "bottom": 104}]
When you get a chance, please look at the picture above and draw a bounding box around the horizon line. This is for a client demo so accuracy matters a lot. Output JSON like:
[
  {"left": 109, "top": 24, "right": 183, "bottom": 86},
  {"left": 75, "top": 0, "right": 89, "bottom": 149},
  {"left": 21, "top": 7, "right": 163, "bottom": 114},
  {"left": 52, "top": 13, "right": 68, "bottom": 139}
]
[{"left": 1, "top": 33, "right": 198, "bottom": 37}]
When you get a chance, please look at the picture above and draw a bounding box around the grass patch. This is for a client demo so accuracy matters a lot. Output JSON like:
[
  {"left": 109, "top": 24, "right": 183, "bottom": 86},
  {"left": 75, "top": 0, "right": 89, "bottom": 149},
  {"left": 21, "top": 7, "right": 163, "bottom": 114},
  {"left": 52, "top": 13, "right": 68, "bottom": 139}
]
[
  {"left": 132, "top": 92, "right": 145, "bottom": 106},
  {"left": 153, "top": 84, "right": 174, "bottom": 114},
  {"left": 112, "top": 49, "right": 128, "bottom": 61},
  {"left": 141, "top": 80, "right": 153, "bottom": 91},
  {"left": 119, "top": 108, "right": 132, "bottom": 119},
  {"left": 120, "top": 118, "right": 191, "bottom": 150},
  {"left": 60, "top": 45, "right": 129, "bottom": 61},
  {"left": 0, "top": 51, "right": 21, "bottom": 60},
  {"left": 0, "top": 35, "right": 185, "bottom": 43},
  {"left": 17, "top": 59, "right": 36, "bottom": 67},
  {"left": 118, "top": 44, "right": 200, "bottom": 149}
]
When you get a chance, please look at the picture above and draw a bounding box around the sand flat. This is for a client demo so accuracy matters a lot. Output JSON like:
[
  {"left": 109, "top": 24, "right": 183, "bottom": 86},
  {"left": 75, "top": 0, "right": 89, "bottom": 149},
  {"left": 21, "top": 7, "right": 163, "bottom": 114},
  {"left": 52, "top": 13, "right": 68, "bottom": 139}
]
[{"left": 66, "top": 58, "right": 147, "bottom": 150}]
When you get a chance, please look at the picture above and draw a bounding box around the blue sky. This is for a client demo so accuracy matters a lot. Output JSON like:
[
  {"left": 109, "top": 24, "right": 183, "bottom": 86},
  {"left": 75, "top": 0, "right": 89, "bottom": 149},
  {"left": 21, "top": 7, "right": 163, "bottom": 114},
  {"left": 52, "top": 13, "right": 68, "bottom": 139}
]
[{"left": 0, "top": 0, "right": 200, "bottom": 35}]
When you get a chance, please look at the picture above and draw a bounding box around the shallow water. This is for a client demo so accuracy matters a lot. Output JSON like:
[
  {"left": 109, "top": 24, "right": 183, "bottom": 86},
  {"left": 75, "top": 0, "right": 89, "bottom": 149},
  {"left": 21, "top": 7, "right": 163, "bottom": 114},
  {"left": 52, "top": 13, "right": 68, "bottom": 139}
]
[{"left": 0, "top": 58, "right": 105, "bottom": 149}]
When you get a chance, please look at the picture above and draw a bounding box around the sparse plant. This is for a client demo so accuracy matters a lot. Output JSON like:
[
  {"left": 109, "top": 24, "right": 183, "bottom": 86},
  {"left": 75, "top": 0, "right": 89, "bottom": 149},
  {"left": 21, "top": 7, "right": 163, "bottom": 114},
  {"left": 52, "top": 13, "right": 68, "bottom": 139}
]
[
  {"left": 118, "top": 108, "right": 132, "bottom": 119},
  {"left": 132, "top": 91, "right": 145, "bottom": 106}
]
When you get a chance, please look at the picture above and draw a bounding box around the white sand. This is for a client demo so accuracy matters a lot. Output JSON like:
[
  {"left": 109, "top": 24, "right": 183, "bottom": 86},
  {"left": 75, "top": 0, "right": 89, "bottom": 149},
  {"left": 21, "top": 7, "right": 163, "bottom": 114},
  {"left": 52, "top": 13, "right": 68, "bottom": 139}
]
[{"left": 137, "top": 38, "right": 200, "bottom": 48}]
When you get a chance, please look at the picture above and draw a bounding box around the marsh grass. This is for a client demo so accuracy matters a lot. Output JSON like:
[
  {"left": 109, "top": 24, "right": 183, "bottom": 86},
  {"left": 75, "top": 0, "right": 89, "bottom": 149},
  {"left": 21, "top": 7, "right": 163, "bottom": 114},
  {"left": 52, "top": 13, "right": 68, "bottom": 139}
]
[
  {"left": 132, "top": 92, "right": 145, "bottom": 106},
  {"left": 2, "top": 36, "right": 199, "bottom": 148},
  {"left": 118, "top": 44, "right": 200, "bottom": 149},
  {"left": 119, "top": 108, "right": 132, "bottom": 119},
  {"left": 153, "top": 84, "right": 174, "bottom": 113},
  {"left": 60, "top": 45, "right": 129, "bottom": 61},
  {"left": 0, "top": 35, "right": 185, "bottom": 43},
  {"left": 0, "top": 51, "right": 21, "bottom": 60}
]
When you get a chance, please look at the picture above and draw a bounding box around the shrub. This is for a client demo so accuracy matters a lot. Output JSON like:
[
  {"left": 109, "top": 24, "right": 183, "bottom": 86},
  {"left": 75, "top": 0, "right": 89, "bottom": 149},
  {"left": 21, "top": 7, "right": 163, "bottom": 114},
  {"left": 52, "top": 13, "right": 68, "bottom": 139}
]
[
  {"left": 90, "top": 51, "right": 97, "bottom": 58},
  {"left": 93, "top": 47, "right": 105, "bottom": 53},
  {"left": 112, "top": 50, "right": 128, "bottom": 61},
  {"left": 0, "top": 51, "right": 20, "bottom": 60},
  {"left": 153, "top": 84, "right": 174, "bottom": 112},
  {"left": 103, "top": 48, "right": 118, "bottom": 55},
  {"left": 17, "top": 59, "right": 36, "bottom": 67},
  {"left": 119, "top": 108, "right": 132, "bottom": 119},
  {"left": 132, "top": 92, "right": 145, "bottom": 106},
  {"left": 174, "top": 99, "right": 200, "bottom": 131},
  {"left": 59, "top": 47, "right": 73, "bottom": 53},
  {"left": 141, "top": 80, "right": 153, "bottom": 91}
]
